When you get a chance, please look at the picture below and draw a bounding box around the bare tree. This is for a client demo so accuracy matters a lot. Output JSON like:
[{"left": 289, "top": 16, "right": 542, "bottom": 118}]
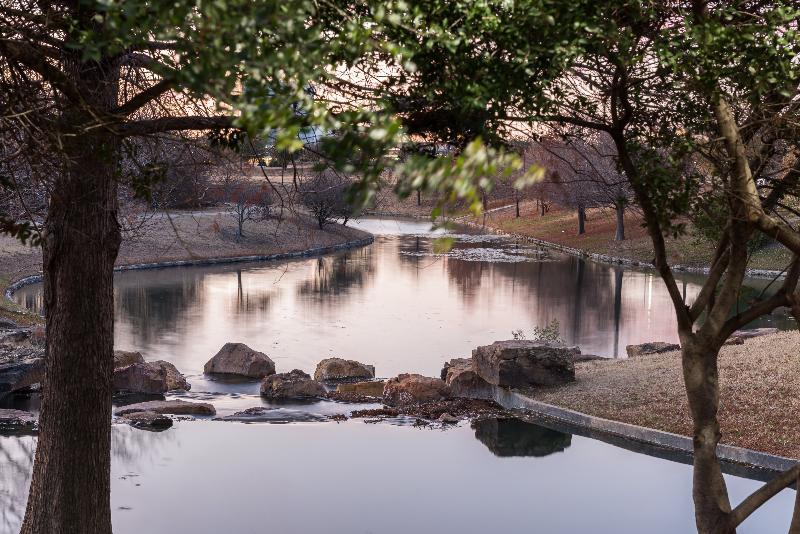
[
  {"left": 528, "top": 133, "right": 633, "bottom": 239},
  {"left": 300, "top": 169, "right": 356, "bottom": 229}
]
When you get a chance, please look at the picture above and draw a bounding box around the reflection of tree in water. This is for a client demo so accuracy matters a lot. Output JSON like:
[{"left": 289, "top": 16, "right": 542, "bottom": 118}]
[
  {"left": 112, "top": 424, "right": 178, "bottom": 468},
  {"left": 472, "top": 418, "right": 572, "bottom": 457},
  {"left": 446, "top": 258, "right": 485, "bottom": 303},
  {"left": 0, "top": 435, "right": 36, "bottom": 533},
  {"left": 296, "top": 248, "right": 374, "bottom": 300},
  {"left": 115, "top": 275, "right": 202, "bottom": 344},
  {"left": 491, "top": 257, "right": 620, "bottom": 351},
  {"left": 231, "top": 270, "right": 273, "bottom": 315}
]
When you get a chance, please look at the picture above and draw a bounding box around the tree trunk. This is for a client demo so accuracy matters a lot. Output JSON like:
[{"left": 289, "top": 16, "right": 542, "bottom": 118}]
[
  {"left": 614, "top": 199, "right": 625, "bottom": 241},
  {"left": 417, "top": 189, "right": 421, "bottom": 206},
  {"left": 577, "top": 206, "right": 586, "bottom": 235},
  {"left": 515, "top": 198, "right": 520, "bottom": 218},
  {"left": 682, "top": 340, "right": 735, "bottom": 534},
  {"left": 21, "top": 58, "right": 121, "bottom": 534}
]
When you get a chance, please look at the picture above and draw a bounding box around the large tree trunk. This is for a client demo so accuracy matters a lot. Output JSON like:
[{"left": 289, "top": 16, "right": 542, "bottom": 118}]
[
  {"left": 21, "top": 58, "right": 121, "bottom": 534},
  {"left": 682, "top": 339, "right": 735, "bottom": 534},
  {"left": 577, "top": 206, "right": 586, "bottom": 235}
]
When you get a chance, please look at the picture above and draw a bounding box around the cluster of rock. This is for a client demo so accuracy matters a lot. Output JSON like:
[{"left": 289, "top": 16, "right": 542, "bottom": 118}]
[
  {"left": 376, "top": 340, "right": 577, "bottom": 409},
  {"left": 202, "top": 344, "right": 381, "bottom": 401}
]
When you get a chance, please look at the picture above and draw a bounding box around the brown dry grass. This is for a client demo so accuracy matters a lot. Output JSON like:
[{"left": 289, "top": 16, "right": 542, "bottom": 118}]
[{"left": 530, "top": 331, "right": 800, "bottom": 457}]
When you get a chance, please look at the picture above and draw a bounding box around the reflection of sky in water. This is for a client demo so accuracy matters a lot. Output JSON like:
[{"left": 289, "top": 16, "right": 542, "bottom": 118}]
[
  {"left": 13, "top": 218, "right": 795, "bottom": 395},
  {"left": 2, "top": 420, "right": 795, "bottom": 534}
]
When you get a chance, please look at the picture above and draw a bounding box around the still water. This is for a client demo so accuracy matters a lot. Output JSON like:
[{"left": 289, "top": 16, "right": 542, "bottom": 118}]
[
  {"left": 13, "top": 217, "right": 792, "bottom": 389},
  {"left": 4, "top": 218, "right": 796, "bottom": 533},
  {"left": 1, "top": 419, "right": 795, "bottom": 534}
]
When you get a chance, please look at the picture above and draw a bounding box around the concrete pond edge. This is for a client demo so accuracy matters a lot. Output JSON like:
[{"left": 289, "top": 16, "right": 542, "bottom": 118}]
[
  {"left": 4, "top": 235, "right": 375, "bottom": 301},
  {"left": 493, "top": 386, "right": 797, "bottom": 478}
]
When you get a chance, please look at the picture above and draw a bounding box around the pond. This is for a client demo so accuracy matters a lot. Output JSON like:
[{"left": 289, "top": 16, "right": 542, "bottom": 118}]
[
  {"left": 1, "top": 419, "right": 795, "bottom": 534},
  {"left": 3, "top": 217, "right": 796, "bottom": 533},
  {"left": 13, "top": 217, "right": 793, "bottom": 391}
]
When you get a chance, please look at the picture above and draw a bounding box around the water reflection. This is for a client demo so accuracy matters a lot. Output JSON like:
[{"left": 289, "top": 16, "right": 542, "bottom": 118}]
[
  {"left": 472, "top": 417, "right": 572, "bottom": 457},
  {"left": 0, "top": 434, "right": 34, "bottom": 533},
  {"left": 1, "top": 420, "right": 794, "bottom": 534},
  {"left": 115, "top": 271, "right": 204, "bottom": 346},
  {"left": 12, "top": 218, "right": 795, "bottom": 381},
  {"left": 296, "top": 247, "right": 375, "bottom": 300}
]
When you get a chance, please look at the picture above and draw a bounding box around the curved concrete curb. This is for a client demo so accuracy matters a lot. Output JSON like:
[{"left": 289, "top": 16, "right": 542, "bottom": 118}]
[
  {"left": 492, "top": 387, "right": 797, "bottom": 475},
  {"left": 4, "top": 236, "right": 375, "bottom": 301}
]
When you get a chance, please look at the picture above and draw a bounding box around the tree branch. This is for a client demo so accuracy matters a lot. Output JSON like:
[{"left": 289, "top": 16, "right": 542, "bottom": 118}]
[
  {"left": 115, "top": 115, "right": 236, "bottom": 136},
  {"left": 716, "top": 255, "right": 800, "bottom": 343},
  {"left": 0, "top": 39, "right": 83, "bottom": 105},
  {"left": 113, "top": 79, "right": 174, "bottom": 116},
  {"left": 728, "top": 464, "right": 799, "bottom": 529}
]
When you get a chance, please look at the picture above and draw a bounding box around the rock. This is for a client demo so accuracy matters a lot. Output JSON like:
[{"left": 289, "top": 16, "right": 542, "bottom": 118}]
[
  {"left": 120, "top": 410, "right": 173, "bottom": 431},
  {"left": 0, "top": 408, "right": 37, "bottom": 428},
  {"left": 260, "top": 369, "right": 326, "bottom": 400},
  {"left": 0, "top": 357, "right": 44, "bottom": 397},
  {"left": 216, "top": 407, "right": 328, "bottom": 423},
  {"left": 335, "top": 380, "right": 385, "bottom": 397},
  {"left": 0, "top": 330, "right": 29, "bottom": 344},
  {"left": 472, "top": 417, "right": 572, "bottom": 457},
  {"left": 204, "top": 342, "right": 275, "bottom": 379},
  {"left": 314, "top": 358, "right": 375, "bottom": 382},
  {"left": 438, "top": 412, "right": 459, "bottom": 424},
  {"left": 113, "top": 361, "right": 190, "bottom": 395},
  {"left": 473, "top": 340, "right": 575, "bottom": 388},
  {"left": 115, "top": 400, "right": 215, "bottom": 416},
  {"left": 155, "top": 360, "right": 191, "bottom": 391},
  {"left": 383, "top": 374, "right": 451, "bottom": 406},
  {"left": 625, "top": 342, "right": 681, "bottom": 358},
  {"left": 114, "top": 350, "right": 145, "bottom": 369},
  {"left": 0, "top": 318, "right": 20, "bottom": 329},
  {"left": 441, "top": 358, "right": 493, "bottom": 400}
]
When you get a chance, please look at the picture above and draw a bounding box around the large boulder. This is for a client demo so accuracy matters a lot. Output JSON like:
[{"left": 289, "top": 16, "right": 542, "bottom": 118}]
[
  {"left": 441, "top": 358, "right": 493, "bottom": 399},
  {"left": 625, "top": 342, "right": 680, "bottom": 358},
  {"left": 314, "top": 358, "right": 375, "bottom": 382},
  {"left": 115, "top": 399, "right": 215, "bottom": 416},
  {"left": 113, "top": 360, "right": 190, "bottom": 394},
  {"left": 0, "top": 357, "right": 44, "bottom": 397},
  {"left": 260, "top": 369, "right": 326, "bottom": 400},
  {"left": 383, "top": 374, "right": 451, "bottom": 406},
  {"left": 204, "top": 343, "right": 275, "bottom": 379},
  {"left": 114, "top": 350, "right": 145, "bottom": 369},
  {"left": 473, "top": 340, "right": 575, "bottom": 388}
]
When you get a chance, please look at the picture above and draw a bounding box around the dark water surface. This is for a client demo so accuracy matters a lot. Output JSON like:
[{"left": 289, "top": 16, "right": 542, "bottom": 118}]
[
  {"left": 4, "top": 218, "right": 796, "bottom": 533},
  {"left": 1, "top": 420, "right": 794, "bottom": 534}
]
